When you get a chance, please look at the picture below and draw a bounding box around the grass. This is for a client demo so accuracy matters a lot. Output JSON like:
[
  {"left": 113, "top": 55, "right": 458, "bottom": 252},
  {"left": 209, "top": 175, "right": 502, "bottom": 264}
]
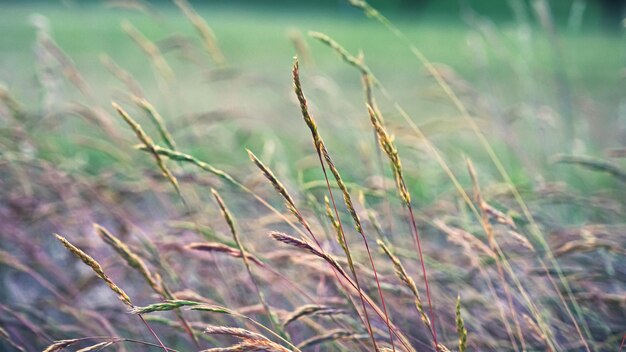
[{"left": 0, "top": 1, "right": 624, "bottom": 351}]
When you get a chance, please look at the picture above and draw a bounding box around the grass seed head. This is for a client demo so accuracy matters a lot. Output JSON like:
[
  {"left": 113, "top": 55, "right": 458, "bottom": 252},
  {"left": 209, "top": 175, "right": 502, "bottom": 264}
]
[
  {"left": 204, "top": 325, "right": 269, "bottom": 342},
  {"left": 130, "top": 300, "right": 202, "bottom": 314},
  {"left": 282, "top": 304, "right": 345, "bottom": 327},
  {"left": 174, "top": 0, "right": 226, "bottom": 66},
  {"left": 93, "top": 223, "right": 162, "bottom": 295},
  {"left": 377, "top": 239, "right": 431, "bottom": 330},
  {"left": 43, "top": 339, "right": 82, "bottom": 352},
  {"left": 75, "top": 341, "right": 114, "bottom": 352},
  {"left": 112, "top": 102, "right": 180, "bottom": 195},
  {"left": 367, "top": 105, "right": 410, "bottom": 205},
  {"left": 54, "top": 234, "right": 132, "bottom": 307}
]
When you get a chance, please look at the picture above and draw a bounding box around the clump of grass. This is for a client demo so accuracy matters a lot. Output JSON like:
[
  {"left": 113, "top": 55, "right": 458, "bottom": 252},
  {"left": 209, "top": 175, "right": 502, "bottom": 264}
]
[
  {"left": 466, "top": 158, "right": 526, "bottom": 351},
  {"left": 2, "top": 3, "right": 622, "bottom": 351}
]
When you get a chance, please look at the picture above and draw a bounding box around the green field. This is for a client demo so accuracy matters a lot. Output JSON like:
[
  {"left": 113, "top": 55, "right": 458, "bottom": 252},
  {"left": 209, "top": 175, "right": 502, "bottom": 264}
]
[{"left": 0, "top": 1, "right": 624, "bottom": 351}]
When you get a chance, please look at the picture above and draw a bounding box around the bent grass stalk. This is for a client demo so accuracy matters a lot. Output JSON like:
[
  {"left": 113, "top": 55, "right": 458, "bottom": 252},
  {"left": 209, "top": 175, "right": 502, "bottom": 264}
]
[
  {"left": 53, "top": 234, "right": 168, "bottom": 352},
  {"left": 282, "top": 305, "right": 346, "bottom": 328},
  {"left": 100, "top": 54, "right": 145, "bottom": 98}
]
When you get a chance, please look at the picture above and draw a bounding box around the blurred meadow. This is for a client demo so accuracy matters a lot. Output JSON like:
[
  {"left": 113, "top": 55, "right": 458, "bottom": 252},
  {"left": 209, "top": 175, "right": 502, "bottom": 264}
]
[{"left": 0, "top": 1, "right": 624, "bottom": 351}]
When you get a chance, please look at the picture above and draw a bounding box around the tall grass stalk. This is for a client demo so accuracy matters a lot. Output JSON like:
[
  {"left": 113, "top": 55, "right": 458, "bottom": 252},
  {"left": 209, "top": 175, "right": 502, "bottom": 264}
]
[
  {"left": 292, "top": 58, "right": 395, "bottom": 351},
  {"left": 367, "top": 105, "right": 439, "bottom": 350},
  {"left": 247, "top": 149, "right": 372, "bottom": 335}
]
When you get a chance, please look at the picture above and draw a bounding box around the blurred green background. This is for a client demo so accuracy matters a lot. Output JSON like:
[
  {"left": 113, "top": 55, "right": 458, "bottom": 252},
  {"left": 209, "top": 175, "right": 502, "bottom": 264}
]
[{"left": 0, "top": 0, "right": 623, "bottom": 203}]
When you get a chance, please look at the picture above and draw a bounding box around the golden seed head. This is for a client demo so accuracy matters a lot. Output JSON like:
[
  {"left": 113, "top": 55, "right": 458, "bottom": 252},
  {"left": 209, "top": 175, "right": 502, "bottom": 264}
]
[{"left": 55, "top": 234, "right": 132, "bottom": 307}]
